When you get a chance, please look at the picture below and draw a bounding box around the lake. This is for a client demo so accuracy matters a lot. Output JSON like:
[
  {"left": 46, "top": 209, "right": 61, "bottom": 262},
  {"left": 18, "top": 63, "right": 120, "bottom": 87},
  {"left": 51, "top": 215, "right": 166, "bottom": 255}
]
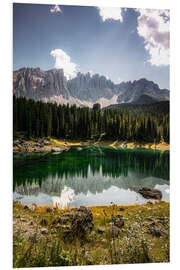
[{"left": 13, "top": 146, "right": 169, "bottom": 208}]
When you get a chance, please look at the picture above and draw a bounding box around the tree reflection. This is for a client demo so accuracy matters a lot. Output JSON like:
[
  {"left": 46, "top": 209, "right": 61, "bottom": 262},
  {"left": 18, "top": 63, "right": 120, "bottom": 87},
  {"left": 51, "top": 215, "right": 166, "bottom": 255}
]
[{"left": 14, "top": 147, "right": 169, "bottom": 196}]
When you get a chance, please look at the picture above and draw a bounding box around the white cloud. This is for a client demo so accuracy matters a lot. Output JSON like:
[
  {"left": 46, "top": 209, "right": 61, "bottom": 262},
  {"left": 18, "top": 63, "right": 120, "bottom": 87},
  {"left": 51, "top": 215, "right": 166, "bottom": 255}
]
[
  {"left": 50, "top": 49, "right": 77, "bottom": 79},
  {"left": 116, "top": 77, "right": 123, "bottom": 84},
  {"left": 88, "top": 70, "right": 94, "bottom": 76},
  {"left": 97, "top": 7, "right": 123, "bottom": 22},
  {"left": 50, "top": 5, "right": 62, "bottom": 14},
  {"left": 136, "top": 9, "right": 170, "bottom": 66}
]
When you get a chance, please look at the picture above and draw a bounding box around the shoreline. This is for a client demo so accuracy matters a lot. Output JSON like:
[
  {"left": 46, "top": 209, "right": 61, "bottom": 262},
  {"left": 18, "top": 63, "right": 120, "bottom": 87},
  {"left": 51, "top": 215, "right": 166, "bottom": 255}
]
[
  {"left": 13, "top": 137, "right": 170, "bottom": 153},
  {"left": 13, "top": 199, "right": 169, "bottom": 213}
]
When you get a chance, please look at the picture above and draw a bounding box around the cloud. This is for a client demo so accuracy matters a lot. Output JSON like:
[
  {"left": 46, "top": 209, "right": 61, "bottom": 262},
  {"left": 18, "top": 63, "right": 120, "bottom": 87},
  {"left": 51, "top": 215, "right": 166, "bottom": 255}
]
[
  {"left": 50, "top": 49, "right": 77, "bottom": 79},
  {"left": 136, "top": 9, "right": 170, "bottom": 66},
  {"left": 50, "top": 5, "right": 62, "bottom": 14},
  {"left": 116, "top": 77, "right": 123, "bottom": 84},
  {"left": 97, "top": 7, "right": 123, "bottom": 22},
  {"left": 88, "top": 70, "right": 94, "bottom": 76}
]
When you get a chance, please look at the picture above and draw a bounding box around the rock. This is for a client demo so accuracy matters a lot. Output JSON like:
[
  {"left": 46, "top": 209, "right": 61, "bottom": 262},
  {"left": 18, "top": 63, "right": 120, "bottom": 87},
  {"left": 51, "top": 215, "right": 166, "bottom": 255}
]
[
  {"left": 157, "top": 217, "right": 169, "bottom": 224},
  {"left": 148, "top": 226, "right": 162, "bottom": 237},
  {"left": 56, "top": 213, "right": 73, "bottom": 224},
  {"left": 20, "top": 218, "right": 27, "bottom": 222},
  {"left": 147, "top": 201, "right": 153, "bottom": 204},
  {"left": 24, "top": 204, "right": 37, "bottom": 211},
  {"left": 112, "top": 214, "right": 124, "bottom": 228},
  {"left": 13, "top": 140, "right": 21, "bottom": 146},
  {"left": 51, "top": 147, "right": 63, "bottom": 153},
  {"left": 52, "top": 219, "right": 57, "bottom": 225},
  {"left": 29, "top": 221, "right": 33, "bottom": 226},
  {"left": 62, "top": 230, "right": 72, "bottom": 240},
  {"left": 46, "top": 207, "right": 53, "bottom": 213},
  {"left": 40, "top": 219, "right": 48, "bottom": 226},
  {"left": 56, "top": 224, "right": 61, "bottom": 229},
  {"left": 41, "top": 228, "right": 48, "bottom": 235},
  {"left": 146, "top": 216, "right": 154, "bottom": 222},
  {"left": 76, "top": 147, "right": 83, "bottom": 151},
  {"left": 61, "top": 225, "right": 71, "bottom": 230},
  {"left": 62, "top": 212, "right": 73, "bottom": 220},
  {"left": 138, "top": 187, "right": 162, "bottom": 200},
  {"left": 13, "top": 68, "right": 169, "bottom": 106},
  {"left": 71, "top": 206, "right": 94, "bottom": 236},
  {"left": 119, "top": 207, "right": 125, "bottom": 211},
  {"left": 109, "top": 225, "right": 120, "bottom": 237},
  {"left": 44, "top": 141, "right": 52, "bottom": 146},
  {"left": 97, "top": 227, "right": 105, "bottom": 234}
]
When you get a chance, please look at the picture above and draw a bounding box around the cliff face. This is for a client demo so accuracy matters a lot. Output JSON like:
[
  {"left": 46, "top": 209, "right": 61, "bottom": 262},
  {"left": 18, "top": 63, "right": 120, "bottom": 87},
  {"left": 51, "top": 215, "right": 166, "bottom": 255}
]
[
  {"left": 67, "top": 72, "right": 115, "bottom": 102},
  {"left": 116, "top": 78, "right": 170, "bottom": 104},
  {"left": 13, "top": 68, "right": 170, "bottom": 107},
  {"left": 13, "top": 68, "right": 70, "bottom": 100}
]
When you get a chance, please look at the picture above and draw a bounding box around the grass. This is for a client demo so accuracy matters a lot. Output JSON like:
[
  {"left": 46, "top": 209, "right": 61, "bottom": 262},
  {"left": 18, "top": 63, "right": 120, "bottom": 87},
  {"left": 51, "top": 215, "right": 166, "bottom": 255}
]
[{"left": 13, "top": 201, "right": 170, "bottom": 267}]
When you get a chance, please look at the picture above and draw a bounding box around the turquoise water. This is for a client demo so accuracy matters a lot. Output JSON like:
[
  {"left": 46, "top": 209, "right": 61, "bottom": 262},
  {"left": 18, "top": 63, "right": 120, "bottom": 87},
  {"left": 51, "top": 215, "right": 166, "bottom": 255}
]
[{"left": 13, "top": 146, "right": 169, "bottom": 207}]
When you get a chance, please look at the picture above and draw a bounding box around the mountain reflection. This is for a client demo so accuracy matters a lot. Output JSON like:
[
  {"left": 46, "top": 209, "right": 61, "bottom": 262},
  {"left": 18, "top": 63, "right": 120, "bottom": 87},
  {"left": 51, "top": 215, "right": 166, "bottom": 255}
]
[{"left": 13, "top": 147, "right": 169, "bottom": 197}]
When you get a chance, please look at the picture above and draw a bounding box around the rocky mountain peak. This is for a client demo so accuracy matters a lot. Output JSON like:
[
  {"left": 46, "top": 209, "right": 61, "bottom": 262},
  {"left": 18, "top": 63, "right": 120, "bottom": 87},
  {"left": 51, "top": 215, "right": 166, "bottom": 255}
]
[{"left": 13, "top": 67, "right": 170, "bottom": 107}]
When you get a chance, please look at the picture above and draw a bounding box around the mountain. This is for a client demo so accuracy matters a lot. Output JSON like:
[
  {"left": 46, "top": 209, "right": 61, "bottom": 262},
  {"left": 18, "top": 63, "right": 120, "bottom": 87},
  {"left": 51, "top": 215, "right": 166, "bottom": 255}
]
[
  {"left": 13, "top": 67, "right": 169, "bottom": 107},
  {"left": 13, "top": 67, "right": 70, "bottom": 100},
  {"left": 103, "top": 101, "right": 169, "bottom": 115}
]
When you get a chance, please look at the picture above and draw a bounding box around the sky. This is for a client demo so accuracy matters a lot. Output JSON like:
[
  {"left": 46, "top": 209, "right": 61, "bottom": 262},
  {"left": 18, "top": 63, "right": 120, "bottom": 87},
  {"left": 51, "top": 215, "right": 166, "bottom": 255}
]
[{"left": 13, "top": 3, "right": 170, "bottom": 89}]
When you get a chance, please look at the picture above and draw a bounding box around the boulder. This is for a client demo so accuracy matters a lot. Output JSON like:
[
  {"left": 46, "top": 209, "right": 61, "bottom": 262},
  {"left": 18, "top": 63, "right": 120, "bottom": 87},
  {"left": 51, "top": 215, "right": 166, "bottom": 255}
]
[
  {"left": 46, "top": 207, "right": 54, "bottom": 213},
  {"left": 148, "top": 226, "right": 162, "bottom": 237},
  {"left": 44, "top": 141, "right": 52, "bottom": 146},
  {"left": 97, "top": 227, "right": 105, "bottom": 234},
  {"left": 20, "top": 218, "right": 27, "bottom": 222},
  {"left": 13, "top": 140, "right": 21, "bottom": 146},
  {"left": 51, "top": 147, "right": 63, "bottom": 153},
  {"left": 24, "top": 204, "right": 37, "bottom": 211},
  {"left": 52, "top": 213, "right": 73, "bottom": 225},
  {"left": 112, "top": 214, "right": 124, "bottom": 228},
  {"left": 71, "top": 206, "right": 94, "bottom": 236},
  {"left": 138, "top": 187, "right": 162, "bottom": 200},
  {"left": 62, "top": 212, "right": 74, "bottom": 220},
  {"left": 57, "top": 216, "right": 71, "bottom": 224},
  {"left": 41, "top": 228, "right": 48, "bottom": 235}
]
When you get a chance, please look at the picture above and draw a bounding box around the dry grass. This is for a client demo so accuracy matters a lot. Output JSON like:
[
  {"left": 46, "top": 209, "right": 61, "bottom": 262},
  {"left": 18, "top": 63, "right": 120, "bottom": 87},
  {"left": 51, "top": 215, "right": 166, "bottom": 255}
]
[
  {"left": 13, "top": 137, "right": 169, "bottom": 153},
  {"left": 13, "top": 201, "right": 170, "bottom": 267}
]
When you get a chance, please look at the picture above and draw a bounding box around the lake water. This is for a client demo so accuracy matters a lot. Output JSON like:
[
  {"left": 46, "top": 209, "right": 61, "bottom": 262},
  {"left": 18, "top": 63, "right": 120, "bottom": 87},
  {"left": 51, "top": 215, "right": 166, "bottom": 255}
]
[{"left": 13, "top": 146, "right": 170, "bottom": 208}]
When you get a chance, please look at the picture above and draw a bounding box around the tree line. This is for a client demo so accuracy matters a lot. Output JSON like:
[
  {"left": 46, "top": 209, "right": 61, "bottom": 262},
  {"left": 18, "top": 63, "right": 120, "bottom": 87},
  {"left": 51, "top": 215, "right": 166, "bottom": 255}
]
[{"left": 13, "top": 96, "right": 169, "bottom": 143}]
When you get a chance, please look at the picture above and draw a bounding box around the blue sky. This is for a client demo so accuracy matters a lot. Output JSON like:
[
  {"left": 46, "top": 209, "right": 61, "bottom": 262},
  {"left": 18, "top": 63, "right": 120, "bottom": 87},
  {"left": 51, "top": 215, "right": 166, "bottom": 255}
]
[{"left": 13, "top": 3, "right": 170, "bottom": 89}]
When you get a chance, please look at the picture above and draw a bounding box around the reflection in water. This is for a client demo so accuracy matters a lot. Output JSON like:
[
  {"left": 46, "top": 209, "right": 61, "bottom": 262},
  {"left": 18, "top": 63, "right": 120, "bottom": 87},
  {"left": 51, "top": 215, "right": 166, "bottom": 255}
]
[
  {"left": 13, "top": 147, "right": 170, "bottom": 207},
  {"left": 52, "top": 186, "right": 74, "bottom": 209}
]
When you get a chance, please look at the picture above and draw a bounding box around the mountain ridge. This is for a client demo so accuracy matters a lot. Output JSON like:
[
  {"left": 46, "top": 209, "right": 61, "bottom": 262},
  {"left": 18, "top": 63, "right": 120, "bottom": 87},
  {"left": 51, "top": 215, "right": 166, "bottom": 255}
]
[{"left": 13, "top": 67, "right": 169, "bottom": 107}]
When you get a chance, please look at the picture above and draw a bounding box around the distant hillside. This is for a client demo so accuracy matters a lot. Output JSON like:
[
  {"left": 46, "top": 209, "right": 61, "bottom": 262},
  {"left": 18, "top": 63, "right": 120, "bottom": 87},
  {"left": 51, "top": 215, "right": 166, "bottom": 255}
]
[
  {"left": 13, "top": 96, "right": 169, "bottom": 143},
  {"left": 103, "top": 101, "right": 169, "bottom": 115}
]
